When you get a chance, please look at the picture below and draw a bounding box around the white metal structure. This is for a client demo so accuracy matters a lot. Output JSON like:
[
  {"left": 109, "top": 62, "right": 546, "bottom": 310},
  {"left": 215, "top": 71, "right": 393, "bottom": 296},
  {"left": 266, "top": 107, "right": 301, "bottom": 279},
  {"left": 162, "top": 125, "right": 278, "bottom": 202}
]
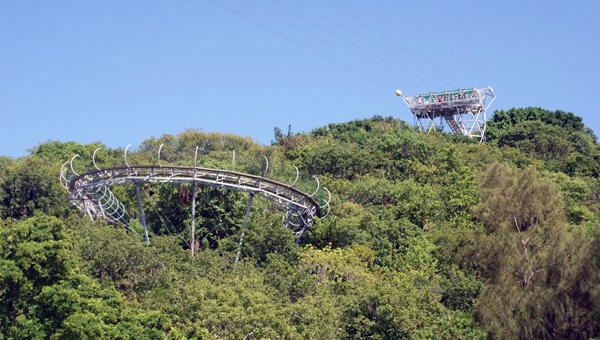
[
  {"left": 60, "top": 148, "right": 331, "bottom": 260},
  {"left": 402, "top": 87, "right": 496, "bottom": 141}
]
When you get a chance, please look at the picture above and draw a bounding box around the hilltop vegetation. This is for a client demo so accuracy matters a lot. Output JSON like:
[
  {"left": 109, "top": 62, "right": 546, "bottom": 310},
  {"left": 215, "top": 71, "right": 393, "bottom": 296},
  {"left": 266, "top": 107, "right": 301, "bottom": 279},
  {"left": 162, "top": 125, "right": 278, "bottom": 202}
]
[{"left": 1, "top": 107, "right": 600, "bottom": 339}]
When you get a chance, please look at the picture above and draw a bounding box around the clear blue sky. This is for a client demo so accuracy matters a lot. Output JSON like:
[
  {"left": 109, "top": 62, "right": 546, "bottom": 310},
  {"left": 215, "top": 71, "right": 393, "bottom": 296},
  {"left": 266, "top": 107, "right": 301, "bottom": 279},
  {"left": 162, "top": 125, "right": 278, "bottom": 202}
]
[{"left": 1, "top": 0, "right": 599, "bottom": 157}]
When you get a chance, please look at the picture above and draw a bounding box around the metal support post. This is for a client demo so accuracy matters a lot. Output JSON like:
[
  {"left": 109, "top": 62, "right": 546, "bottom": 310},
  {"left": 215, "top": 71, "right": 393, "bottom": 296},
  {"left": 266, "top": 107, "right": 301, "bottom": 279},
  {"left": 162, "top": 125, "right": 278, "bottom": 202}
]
[
  {"left": 85, "top": 204, "right": 94, "bottom": 221},
  {"left": 94, "top": 187, "right": 107, "bottom": 219},
  {"left": 284, "top": 209, "right": 292, "bottom": 229},
  {"left": 135, "top": 182, "right": 150, "bottom": 245},
  {"left": 191, "top": 183, "right": 196, "bottom": 256},
  {"left": 234, "top": 193, "right": 254, "bottom": 270}
]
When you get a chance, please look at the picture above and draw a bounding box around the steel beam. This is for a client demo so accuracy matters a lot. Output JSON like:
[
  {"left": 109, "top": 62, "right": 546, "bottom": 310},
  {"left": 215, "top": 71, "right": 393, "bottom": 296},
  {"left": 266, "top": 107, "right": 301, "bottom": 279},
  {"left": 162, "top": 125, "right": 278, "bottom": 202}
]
[
  {"left": 234, "top": 193, "right": 254, "bottom": 270},
  {"left": 66, "top": 165, "right": 326, "bottom": 242},
  {"left": 135, "top": 182, "right": 150, "bottom": 244},
  {"left": 191, "top": 183, "right": 196, "bottom": 256}
]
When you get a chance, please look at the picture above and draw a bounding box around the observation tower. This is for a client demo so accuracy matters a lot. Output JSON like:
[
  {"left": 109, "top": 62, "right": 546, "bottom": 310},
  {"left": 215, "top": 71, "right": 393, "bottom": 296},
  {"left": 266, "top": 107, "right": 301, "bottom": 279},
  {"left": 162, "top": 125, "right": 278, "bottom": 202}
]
[{"left": 400, "top": 87, "right": 496, "bottom": 141}]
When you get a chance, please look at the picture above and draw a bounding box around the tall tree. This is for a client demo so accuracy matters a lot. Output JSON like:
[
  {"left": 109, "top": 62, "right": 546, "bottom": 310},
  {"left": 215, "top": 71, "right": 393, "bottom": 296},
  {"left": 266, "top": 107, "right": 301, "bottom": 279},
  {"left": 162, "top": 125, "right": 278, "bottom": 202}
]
[{"left": 474, "top": 163, "right": 600, "bottom": 339}]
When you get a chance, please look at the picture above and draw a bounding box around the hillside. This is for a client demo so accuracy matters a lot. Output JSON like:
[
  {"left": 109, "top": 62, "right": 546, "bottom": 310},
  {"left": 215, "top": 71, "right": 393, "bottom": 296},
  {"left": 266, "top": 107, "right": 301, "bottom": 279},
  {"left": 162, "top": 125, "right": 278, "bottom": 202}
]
[{"left": 1, "top": 107, "right": 600, "bottom": 339}]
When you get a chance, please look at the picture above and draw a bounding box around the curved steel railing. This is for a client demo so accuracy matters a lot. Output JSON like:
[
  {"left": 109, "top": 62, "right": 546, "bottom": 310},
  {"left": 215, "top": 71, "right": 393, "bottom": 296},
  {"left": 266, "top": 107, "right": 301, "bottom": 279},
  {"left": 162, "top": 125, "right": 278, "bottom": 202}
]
[
  {"left": 61, "top": 145, "right": 332, "bottom": 250},
  {"left": 69, "top": 165, "right": 322, "bottom": 220}
]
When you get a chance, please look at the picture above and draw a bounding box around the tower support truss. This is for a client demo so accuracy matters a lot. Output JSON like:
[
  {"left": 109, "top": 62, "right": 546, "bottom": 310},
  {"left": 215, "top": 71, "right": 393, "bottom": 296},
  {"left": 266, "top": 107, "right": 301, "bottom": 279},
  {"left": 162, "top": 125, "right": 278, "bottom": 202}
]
[{"left": 403, "top": 87, "right": 496, "bottom": 141}]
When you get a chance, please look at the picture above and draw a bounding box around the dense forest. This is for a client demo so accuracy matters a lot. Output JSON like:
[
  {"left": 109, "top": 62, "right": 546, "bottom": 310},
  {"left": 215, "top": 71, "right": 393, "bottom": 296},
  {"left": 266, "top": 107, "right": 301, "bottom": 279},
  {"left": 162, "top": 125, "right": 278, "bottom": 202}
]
[{"left": 1, "top": 107, "right": 600, "bottom": 339}]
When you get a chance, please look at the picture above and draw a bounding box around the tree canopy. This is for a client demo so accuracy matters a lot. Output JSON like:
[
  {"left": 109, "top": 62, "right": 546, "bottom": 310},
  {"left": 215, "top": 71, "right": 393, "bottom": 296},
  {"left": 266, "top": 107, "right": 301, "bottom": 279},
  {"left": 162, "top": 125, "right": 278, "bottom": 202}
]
[{"left": 1, "top": 108, "right": 600, "bottom": 339}]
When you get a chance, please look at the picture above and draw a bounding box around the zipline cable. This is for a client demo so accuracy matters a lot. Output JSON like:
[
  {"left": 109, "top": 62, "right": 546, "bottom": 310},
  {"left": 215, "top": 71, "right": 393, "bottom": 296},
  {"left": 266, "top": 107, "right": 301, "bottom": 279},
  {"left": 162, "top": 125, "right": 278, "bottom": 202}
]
[
  {"left": 243, "top": 0, "right": 360, "bottom": 61},
  {"left": 251, "top": 0, "right": 434, "bottom": 92},
  {"left": 122, "top": 211, "right": 141, "bottom": 235},
  {"left": 298, "top": 0, "right": 457, "bottom": 90},
  {"left": 141, "top": 186, "right": 192, "bottom": 249},
  {"left": 207, "top": 0, "right": 394, "bottom": 90},
  {"left": 323, "top": 0, "right": 472, "bottom": 87},
  {"left": 268, "top": 0, "right": 433, "bottom": 92}
]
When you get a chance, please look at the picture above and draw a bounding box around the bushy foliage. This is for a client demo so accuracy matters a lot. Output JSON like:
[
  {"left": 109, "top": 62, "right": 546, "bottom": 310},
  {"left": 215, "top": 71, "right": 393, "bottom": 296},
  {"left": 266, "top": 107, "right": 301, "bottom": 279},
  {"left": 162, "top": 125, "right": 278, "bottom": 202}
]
[
  {"left": 1, "top": 110, "right": 600, "bottom": 339},
  {"left": 0, "top": 157, "right": 72, "bottom": 220},
  {"left": 0, "top": 215, "right": 172, "bottom": 339},
  {"left": 474, "top": 164, "right": 600, "bottom": 339},
  {"left": 487, "top": 107, "right": 600, "bottom": 176}
]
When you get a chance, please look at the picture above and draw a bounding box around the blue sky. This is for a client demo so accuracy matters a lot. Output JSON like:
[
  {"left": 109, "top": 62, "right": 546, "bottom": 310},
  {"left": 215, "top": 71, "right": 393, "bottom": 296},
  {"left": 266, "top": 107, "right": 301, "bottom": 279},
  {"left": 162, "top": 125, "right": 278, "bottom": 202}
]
[{"left": 1, "top": 0, "right": 599, "bottom": 157}]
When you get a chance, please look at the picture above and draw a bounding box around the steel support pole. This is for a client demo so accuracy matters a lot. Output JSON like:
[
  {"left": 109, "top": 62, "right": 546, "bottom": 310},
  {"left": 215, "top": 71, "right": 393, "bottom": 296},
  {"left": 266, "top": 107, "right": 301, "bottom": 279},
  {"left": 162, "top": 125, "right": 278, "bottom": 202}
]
[
  {"left": 86, "top": 204, "right": 94, "bottom": 221},
  {"left": 95, "top": 188, "right": 107, "bottom": 219},
  {"left": 191, "top": 183, "right": 196, "bottom": 256},
  {"left": 135, "top": 182, "right": 150, "bottom": 245},
  {"left": 284, "top": 209, "right": 292, "bottom": 229},
  {"left": 234, "top": 193, "right": 254, "bottom": 269}
]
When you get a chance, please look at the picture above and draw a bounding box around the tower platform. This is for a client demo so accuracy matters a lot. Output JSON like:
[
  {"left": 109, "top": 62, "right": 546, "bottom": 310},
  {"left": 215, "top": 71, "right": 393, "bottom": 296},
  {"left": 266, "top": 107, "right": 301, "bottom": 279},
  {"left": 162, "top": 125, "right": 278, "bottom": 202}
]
[{"left": 403, "top": 87, "right": 495, "bottom": 141}]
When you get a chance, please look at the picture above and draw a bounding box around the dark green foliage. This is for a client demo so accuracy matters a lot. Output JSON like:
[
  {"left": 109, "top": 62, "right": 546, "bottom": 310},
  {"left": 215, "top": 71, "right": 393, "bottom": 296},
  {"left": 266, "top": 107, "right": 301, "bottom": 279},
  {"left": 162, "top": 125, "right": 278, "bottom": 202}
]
[
  {"left": 0, "top": 215, "right": 172, "bottom": 339},
  {"left": 499, "top": 120, "right": 572, "bottom": 160},
  {"left": 2, "top": 110, "right": 600, "bottom": 339},
  {"left": 474, "top": 164, "right": 600, "bottom": 339},
  {"left": 487, "top": 107, "right": 600, "bottom": 176},
  {"left": 297, "top": 138, "right": 377, "bottom": 179},
  {"left": 0, "top": 157, "right": 72, "bottom": 220},
  {"left": 487, "top": 107, "right": 587, "bottom": 141},
  {"left": 240, "top": 213, "right": 297, "bottom": 264}
]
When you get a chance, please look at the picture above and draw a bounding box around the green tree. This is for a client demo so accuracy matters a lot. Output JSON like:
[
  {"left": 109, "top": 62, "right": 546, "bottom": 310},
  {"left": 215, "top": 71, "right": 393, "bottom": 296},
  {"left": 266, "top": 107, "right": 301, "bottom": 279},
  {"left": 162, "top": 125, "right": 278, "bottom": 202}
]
[
  {"left": 0, "top": 157, "right": 72, "bottom": 219},
  {"left": 0, "top": 215, "right": 173, "bottom": 339},
  {"left": 487, "top": 107, "right": 587, "bottom": 142},
  {"left": 474, "top": 163, "right": 600, "bottom": 339}
]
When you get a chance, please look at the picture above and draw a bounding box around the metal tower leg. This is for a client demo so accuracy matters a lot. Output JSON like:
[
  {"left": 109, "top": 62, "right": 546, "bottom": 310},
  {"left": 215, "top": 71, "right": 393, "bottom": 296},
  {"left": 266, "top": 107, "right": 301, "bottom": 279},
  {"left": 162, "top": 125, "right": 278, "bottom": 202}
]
[
  {"left": 234, "top": 193, "right": 255, "bottom": 270},
  {"left": 94, "top": 188, "right": 107, "bottom": 219},
  {"left": 284, "top": 209, "right": 292, "bottom": 229},
  {"left": 86, "top": 204, "right": 94, "bottom": 221},
  {"left": 135, "top": 182, "right": 150, "bottom": 245},
  {"left": 191, "top": 183, "right": 196, "bottom": 256}
]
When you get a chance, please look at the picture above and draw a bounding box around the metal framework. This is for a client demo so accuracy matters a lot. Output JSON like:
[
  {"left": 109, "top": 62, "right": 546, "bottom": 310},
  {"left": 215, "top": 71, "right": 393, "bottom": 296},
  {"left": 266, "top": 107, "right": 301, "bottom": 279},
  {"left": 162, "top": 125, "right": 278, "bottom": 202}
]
[
  {"left": 60, "top": 146, "right": 331, "bottom": 258},
  {"left": 403, "top": 87, "right": 496, "bottom": 141}
]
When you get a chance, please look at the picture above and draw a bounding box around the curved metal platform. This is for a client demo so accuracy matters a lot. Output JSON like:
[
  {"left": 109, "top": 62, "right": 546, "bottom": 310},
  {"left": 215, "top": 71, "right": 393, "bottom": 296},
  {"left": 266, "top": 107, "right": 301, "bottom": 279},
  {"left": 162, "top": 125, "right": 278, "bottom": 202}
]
[
  {"left": 60, "top": 148, "right": 331, "bottom": 252},
  {"left": 68, "top": 165, "right": 323, "bottom": 226}
]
